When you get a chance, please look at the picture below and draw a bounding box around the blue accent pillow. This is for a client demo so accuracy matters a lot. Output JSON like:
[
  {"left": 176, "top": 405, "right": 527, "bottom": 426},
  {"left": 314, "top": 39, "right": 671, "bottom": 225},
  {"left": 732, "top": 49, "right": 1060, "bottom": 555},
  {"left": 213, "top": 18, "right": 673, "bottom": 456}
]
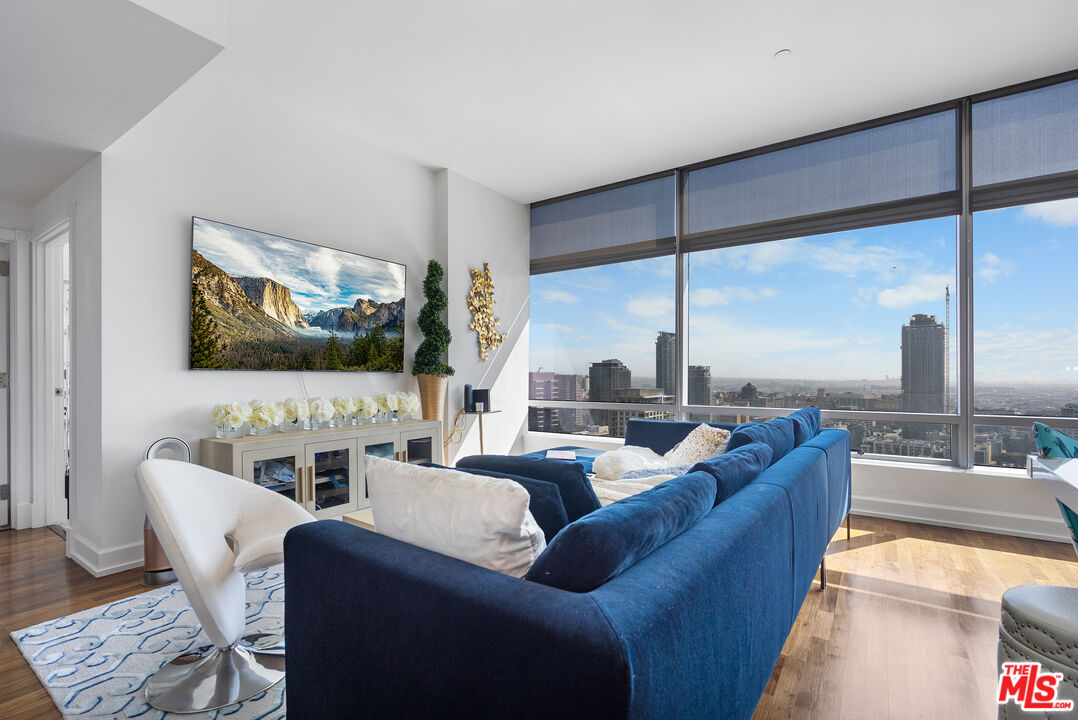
[
  {"left": 455, "top": 455, "right": 601, "bottom": 522},
  {"left": 1033, "top": 422, "right": 1078, "bottom": 459},
  {"left": 423, "top": 462, "right": 569, "bottom": 540},
  {"left": 690, "top": 442, "right": 773, "bottom": 505},
  {"left": 621, "top": 464, "right": 694, "bottom": 480},
  {"left": 726, "top": 417, "right": 795, "bottom": 465},
  {"left": 518, "top": 446, "right": 602, "bottom": 475},
  {"left": 525, "top": 471, "right": 716, "bottom": 593},
  {"left": 788, "top": 407, "right": 822, "bottom": 446}
]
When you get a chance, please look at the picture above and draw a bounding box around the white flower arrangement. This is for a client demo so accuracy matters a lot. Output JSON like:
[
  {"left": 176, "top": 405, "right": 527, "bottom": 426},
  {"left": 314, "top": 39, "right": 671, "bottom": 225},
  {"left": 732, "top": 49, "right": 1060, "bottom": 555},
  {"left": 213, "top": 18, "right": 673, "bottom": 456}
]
[
  {"left": 211, "top": 401, "right": 252, "bottom": 429},
  {"left": 400, "top": 391, "right": 421, "bottom": 417},
  {"left": 309, "top": 397, "right": 335, "bottom": 423},
  {"left": 355, "top": 395, "right": 378, "bottom": 419},
  {"left": 332, "top": 395, "right": 357, "bottom": 420},
  {"left": 250, "top": 400, "right": 284, "bottom": 430},
  {"left": 376, "top": 392, "right": 399, "bottom": 413},
  {"left": 283, "top": 397, "right": 310, "bottom": 424}
]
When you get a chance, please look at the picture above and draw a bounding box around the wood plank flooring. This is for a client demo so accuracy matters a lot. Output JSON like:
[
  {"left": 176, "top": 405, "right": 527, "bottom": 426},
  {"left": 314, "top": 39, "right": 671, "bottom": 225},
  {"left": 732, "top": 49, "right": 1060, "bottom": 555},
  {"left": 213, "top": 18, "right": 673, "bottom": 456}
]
[
  {"left": 0, "top": 528, "right": 145, "bottom": 720},
  {"left": 1, "top": 517, "right": 1076, "bottom": 719},
  {"left": 752, "top": 516, "right": 1078, "bottom": 720}
]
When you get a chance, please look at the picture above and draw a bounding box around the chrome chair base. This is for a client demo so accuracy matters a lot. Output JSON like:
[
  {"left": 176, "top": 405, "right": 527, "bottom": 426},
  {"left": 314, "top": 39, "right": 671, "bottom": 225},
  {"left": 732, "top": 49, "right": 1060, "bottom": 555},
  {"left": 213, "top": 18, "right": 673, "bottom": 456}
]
[
  {"left": 145, "top": 643, "right": 284, "bottom": 713},
  {"left": 241, "top": 631, "right": 285, "bottom": 656}
]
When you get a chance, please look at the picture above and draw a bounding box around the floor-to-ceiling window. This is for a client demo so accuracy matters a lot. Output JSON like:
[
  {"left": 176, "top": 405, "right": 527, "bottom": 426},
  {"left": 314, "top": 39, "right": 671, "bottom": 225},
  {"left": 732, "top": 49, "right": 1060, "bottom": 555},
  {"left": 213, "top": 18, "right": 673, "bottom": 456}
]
[{"left": 529, "top": 71, "right": 1078, "bottom": 466}]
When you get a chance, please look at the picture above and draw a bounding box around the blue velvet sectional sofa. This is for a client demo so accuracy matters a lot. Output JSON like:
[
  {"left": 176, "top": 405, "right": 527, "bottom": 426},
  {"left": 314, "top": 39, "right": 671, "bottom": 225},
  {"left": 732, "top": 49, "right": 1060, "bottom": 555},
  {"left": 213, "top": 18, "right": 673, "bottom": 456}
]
[{"left": 284, "top": 409, "right": 851, "bottom": 719}]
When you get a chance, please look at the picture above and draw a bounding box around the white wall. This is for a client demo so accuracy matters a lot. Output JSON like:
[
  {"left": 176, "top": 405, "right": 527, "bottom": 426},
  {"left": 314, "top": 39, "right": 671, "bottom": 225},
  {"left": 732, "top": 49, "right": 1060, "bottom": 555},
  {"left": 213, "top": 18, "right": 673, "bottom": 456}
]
[
  {"left": 74, "top": 54, "right": 440, "bottom": 575},
  {"left": 0, "top": 200, "right": 32, "bottom": 231},
  {"left": 31, "top": 159, "right": 102, "bottom": 555},
  {"left": 851, "top": 459, "right": 1069, "bottom": 542},
  {"left": 439, "top": 170, "right": 530, "bottom": 463}
]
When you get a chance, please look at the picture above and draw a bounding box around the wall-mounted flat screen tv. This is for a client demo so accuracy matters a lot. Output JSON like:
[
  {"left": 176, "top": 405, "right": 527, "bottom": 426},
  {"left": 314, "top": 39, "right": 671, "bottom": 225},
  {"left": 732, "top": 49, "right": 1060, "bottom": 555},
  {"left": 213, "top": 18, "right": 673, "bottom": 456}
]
[{"left": 190, "top": 217, "right": 405, "bottom": 371}]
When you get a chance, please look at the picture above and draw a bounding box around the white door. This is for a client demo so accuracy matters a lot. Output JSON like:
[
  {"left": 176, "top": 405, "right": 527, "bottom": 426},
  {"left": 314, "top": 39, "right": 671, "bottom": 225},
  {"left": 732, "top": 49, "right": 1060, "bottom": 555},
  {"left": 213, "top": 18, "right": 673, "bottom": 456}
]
[{"left": 0, "top": 256, "right": 8, "bottom": 528}]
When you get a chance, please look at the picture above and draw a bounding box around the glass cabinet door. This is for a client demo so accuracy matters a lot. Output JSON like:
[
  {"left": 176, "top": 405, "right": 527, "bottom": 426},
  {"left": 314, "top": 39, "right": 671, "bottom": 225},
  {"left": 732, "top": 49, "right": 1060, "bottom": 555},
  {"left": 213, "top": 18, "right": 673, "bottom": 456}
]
[
  {"left": 359, "top": 431, "right": 400, "bottom": 504},
  {"left": 400, "top": 427, "right": 441, "bottom": 465},
  {"left": 303, "top": 439, "right": 360, "bottom": 518},
  {"left": 241, "top": 444, "right": 307, "bottom": 504}
]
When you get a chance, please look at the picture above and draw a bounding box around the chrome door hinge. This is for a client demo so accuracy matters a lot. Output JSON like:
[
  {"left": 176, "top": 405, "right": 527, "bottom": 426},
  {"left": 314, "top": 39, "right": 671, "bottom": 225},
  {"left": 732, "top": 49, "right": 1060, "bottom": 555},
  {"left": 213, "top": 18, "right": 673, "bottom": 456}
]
[
  {"left": 0, "top": 372, "right": 7, "bottom": 389},
  {"left": 0, "top": 485, "right": 9, "bottom": 501}
]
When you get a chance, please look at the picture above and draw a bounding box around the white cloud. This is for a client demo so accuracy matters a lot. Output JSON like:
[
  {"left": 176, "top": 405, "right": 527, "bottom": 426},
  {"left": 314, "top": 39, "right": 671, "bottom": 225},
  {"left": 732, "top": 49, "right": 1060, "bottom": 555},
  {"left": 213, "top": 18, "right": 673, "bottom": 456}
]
[
  {"left": 538, "top": 289, "right": 580, "bottom": 304},
  {"left": 876, "top": 273, "right": 952, "bottom": 309},
  {"left": 545, "top": 323, "right": 575, "bottom": 334},
  {"left": 977, "top": 252, "right": 1014, "bottom": 284},
  {"left": 690, "top": 285, "right": 778, "bottom": 307},
  {"left": 1021, "top": 197, "right": 1078, "bottom": 227},
  {"left": 624, "top": 295, "right": 675, "bottom": 320}
]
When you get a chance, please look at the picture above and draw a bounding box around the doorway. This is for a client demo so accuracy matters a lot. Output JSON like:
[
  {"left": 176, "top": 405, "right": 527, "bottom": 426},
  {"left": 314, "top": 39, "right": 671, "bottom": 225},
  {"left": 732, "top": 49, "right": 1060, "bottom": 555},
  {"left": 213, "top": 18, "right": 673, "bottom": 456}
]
[
  {"left": 33, "top": 223, "right": 70, "bottom": 528},
  {"left": 0, "top": 241, "right": 9, "bottom": 529}
]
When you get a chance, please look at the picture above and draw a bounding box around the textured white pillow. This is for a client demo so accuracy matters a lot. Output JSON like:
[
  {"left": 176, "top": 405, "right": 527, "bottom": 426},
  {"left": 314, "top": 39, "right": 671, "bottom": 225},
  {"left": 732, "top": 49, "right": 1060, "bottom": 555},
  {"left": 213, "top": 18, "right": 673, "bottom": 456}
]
[
  {"left": 664, "top": 424, "right": 730, "bottom": 465},
  {"left": 591, "top": 445, "right": 669, "bottom": 481},
  {"left": 364, "top": 456, "right": 545, "bottom": 577}
]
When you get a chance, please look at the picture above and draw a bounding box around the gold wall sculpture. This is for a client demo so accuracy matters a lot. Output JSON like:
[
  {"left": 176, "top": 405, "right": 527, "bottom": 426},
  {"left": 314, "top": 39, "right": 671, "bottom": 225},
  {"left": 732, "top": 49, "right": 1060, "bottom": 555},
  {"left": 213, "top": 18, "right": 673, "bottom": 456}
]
[{"left": 467, "top": 262, "right": 508, "bottom": 361}]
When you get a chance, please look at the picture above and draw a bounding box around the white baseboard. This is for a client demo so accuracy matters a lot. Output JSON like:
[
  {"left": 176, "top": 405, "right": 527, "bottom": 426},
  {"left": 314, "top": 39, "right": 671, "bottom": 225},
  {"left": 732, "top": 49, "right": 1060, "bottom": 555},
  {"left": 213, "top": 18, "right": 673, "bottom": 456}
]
[
  {"left": 852, "top": 494, "right": 1071, "bottom": 544},
  {"left": 66, "top": 530, "right": 143, "bottom": 577}
]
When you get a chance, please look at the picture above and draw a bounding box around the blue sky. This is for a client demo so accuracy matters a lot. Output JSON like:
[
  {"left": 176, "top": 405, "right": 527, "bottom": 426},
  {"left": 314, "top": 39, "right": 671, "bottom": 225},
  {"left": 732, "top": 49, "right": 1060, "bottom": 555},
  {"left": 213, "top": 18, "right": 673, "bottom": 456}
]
[
  {"left": 530, "top": 197, "right": 1078, "bottom": 387},
  {"left": 193, "top": 217, "right": 406, "bottom": 313}
]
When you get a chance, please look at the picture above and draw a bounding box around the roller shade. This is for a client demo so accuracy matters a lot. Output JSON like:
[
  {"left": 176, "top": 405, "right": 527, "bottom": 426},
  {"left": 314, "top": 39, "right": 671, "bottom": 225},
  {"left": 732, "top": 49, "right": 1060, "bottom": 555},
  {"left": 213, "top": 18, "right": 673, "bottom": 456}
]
[
  {"left": 973, "top": 78, "right": 1078, "bottom": 187},
  {"left": 685, "top": 111, "right": 957, "bottom": 236},
  {"left": 531, "top": 175, "right": 675, "bottom": 266}
]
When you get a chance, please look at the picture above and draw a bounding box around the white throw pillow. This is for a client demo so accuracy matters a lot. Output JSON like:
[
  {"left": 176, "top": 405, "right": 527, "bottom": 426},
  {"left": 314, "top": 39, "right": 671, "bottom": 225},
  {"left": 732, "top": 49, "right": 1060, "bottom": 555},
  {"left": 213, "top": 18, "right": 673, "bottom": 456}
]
[
  {"left": 591, "top": 445, "right": 669, "bottom": 481},
  {"left": 364, "top": 456, "right": 545, "bottom": 577},
  {"left": 664, "top": 424, "right": 730, "bottom": 466}
]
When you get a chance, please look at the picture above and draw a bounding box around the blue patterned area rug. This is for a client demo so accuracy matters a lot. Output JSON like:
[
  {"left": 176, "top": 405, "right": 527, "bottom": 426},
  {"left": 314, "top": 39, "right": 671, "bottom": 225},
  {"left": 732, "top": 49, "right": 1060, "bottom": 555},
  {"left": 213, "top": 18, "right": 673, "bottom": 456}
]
[{"left": 10, "top": 568, "right": 287, "bottom": 719}]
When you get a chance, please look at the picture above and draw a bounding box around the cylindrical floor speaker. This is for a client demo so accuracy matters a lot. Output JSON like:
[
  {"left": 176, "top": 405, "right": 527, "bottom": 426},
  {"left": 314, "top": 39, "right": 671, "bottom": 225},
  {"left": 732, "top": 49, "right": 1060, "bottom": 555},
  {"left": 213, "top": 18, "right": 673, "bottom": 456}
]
[{"left": 142, "top": 437, "right": 189, "bottom": 587}]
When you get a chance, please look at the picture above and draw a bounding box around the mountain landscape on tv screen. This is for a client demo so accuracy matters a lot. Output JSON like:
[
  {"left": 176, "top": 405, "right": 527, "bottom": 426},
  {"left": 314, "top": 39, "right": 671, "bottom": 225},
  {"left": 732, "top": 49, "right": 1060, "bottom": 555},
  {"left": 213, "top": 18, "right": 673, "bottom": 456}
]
[{"left": 189, "top": 218, "right": 405, "bottom": 371}]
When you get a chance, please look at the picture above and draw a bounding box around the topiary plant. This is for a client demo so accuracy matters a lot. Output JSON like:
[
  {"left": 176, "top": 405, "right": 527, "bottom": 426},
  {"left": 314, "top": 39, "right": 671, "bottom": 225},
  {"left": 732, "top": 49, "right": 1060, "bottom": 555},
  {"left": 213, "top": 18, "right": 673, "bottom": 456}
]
[{"left": 412, "top": 259, "right": 455, "bottom": 377}]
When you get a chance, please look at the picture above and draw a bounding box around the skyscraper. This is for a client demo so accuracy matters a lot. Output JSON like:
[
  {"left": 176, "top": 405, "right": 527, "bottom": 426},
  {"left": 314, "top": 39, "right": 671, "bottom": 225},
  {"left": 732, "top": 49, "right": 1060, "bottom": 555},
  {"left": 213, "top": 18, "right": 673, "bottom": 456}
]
[
  {"left": 590, "top": 359, "right": 631, "bottom": 432},
  {"left": 589, "top": 359, "right": 631, "bottom": 402},
  {"left": 528, "top": 371, "right": 585, "bottom": 432},
  {"left": 900, "top": 313, "right": 946, "bottom": 438},
  {"left": 655, "top": 331, "right": 676, "bottom": 396},
  {"left": 688, "top": 365, "right": 711, "bottom": 406}
]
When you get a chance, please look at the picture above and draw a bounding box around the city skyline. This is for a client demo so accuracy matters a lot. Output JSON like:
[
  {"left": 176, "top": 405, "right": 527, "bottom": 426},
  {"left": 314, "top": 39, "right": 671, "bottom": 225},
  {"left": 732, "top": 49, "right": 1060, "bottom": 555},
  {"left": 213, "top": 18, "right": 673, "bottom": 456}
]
[{"left": 530, "top": 201, "right": 1078, "bottom": 387}]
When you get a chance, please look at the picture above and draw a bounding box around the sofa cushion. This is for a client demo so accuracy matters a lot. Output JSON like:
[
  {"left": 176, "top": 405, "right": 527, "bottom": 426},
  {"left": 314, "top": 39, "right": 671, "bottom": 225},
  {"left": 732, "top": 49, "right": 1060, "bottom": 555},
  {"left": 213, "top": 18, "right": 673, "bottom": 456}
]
[
  {"left": 424, "top": 462, "right": 569, "bottom": 540},
  {"left": 525, "top": 471, "right": 716, "bottom": 593},
  {"left": 624, "top": 418, "right": 738, "bottom": 455},
  {"left": 365, "top": 456, "right": 545, "bottom": 577},
  {"left": 690, "top": 441, "right": 772, "bottom": 505},
  {"left": 456, "top": 455, "right": 601, "bottom": 522},
  {"left": 726, "top": 418, "right": 795, "bottom": 465},
  {"left": 788, "top": 407, "right": 822, "bottom": 446},
  {"left": 518, "top": 446, "right": 603, "bottom": 475}
]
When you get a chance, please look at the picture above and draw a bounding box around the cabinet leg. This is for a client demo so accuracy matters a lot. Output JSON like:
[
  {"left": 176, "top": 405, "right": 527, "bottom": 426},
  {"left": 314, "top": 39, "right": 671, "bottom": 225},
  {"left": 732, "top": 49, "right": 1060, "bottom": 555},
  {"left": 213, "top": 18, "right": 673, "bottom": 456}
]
[{"left": 819, "top": 556, "right": 826, "bottom": 590}]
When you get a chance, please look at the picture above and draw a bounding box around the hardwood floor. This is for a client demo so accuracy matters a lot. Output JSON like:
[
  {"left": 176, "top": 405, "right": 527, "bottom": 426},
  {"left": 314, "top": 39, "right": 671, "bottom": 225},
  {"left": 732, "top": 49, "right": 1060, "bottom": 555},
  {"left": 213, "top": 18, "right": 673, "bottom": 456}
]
[
  {"left": 753, "top": 515, "right": 1078, "bottom": 720},
  {"left": 1, "top": 518, "right": 1076, "bottom": 719},
  {"left": 0, "top": 528, "right": 145, "bottom": 720}
]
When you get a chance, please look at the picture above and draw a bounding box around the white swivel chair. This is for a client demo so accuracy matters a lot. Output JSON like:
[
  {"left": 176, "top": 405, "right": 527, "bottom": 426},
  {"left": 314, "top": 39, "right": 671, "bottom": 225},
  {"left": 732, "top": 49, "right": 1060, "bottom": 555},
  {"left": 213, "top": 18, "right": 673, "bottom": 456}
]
[{"left": 136, "top": 458, "right": 315, "bottom": 713}]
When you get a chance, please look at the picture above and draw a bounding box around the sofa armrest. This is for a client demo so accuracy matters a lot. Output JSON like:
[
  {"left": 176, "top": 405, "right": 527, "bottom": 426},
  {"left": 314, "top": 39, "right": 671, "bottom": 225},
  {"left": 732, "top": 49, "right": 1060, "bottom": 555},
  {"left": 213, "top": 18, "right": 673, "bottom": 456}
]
[{"left": 284, "top": 521, "right": 629, "bottom": 720}]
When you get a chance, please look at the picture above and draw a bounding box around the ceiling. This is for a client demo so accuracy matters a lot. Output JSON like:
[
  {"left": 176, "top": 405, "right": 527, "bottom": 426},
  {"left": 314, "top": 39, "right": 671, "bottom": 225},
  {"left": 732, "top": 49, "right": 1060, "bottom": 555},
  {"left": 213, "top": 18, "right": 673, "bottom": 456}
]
[
  {"left": 5, "top": 1, "right": 1078, "bottom": 208},
  {"left": 0, "top": 0, "right": 221, "bottom": 206},
  {"left": 223, "top": 0, "right": 1078, "bottom": 203}
]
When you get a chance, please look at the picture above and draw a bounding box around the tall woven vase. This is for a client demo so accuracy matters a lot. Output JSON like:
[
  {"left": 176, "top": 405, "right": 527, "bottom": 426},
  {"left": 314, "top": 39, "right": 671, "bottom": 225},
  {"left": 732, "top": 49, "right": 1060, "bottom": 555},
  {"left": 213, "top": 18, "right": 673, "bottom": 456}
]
[{"left": 416, "top": 374, "right": 448, "bottom": 461}]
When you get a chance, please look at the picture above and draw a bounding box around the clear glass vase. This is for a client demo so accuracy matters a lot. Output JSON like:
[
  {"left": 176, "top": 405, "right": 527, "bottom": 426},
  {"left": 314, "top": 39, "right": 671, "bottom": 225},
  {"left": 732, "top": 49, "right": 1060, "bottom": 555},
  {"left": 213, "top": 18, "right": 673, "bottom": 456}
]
[
  {"left": 215, "top": 424, "right": 244, "bottom": 438},
  {"left": 310, "top": 418, "right": 333, "bottom": 430},
  {"left": 249, "top": 423, "right": 277, "bottom": 436},
  {"left": 281, "top": 419, "right": 310, "bottom": 432}
]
